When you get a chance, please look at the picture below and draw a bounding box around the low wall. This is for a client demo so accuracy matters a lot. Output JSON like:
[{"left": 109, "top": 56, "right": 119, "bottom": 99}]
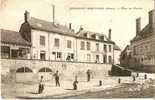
[{"left": 1, "top": 59, "right": 112, "bottom": 82}]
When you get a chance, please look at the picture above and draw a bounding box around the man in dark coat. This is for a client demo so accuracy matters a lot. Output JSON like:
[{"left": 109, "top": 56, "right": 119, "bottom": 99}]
[
  {"left": 53, "top": 70, "right": 60, "bottom": 86},
  {"left": 87, "top": 69, "right": 91, "bottom": 82},
  {"left": 38, "top": 75, "right": 44, "bottom": 94}
]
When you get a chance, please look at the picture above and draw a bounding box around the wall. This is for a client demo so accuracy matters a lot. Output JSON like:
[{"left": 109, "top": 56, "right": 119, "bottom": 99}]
[
  {"left": 130, "top": 35, "right": 155, "bottom": 66},
  {"left": 1, "top": 59, "right": 112, "bottom": 82},
  {"left": 49, "top": 32, "right": 76, "bottom": 61},
  {"left": 31, "top": 30, "right": 49, "bottom": 60},
  {"left": 31, "top": 29, "right": 77, "bottom": 61}
]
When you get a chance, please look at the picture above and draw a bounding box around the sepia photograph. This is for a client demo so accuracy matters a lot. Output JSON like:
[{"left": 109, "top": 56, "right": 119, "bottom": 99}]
[{"left": 0, "top": 0, "right": 155, "bottom": 99}]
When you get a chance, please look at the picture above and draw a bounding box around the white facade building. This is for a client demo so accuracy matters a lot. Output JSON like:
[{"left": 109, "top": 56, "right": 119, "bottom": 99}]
[
  {"left": 18, "top": 11, "right": 115, "bottom": 63},
  {"left": 76, "top": 28, "right": 114, "bottom": 63}
]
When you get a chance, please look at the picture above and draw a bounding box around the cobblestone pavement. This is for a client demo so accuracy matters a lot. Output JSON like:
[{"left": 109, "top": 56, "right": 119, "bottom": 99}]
[
  {"left": 61, "top": 82, "right": 155, "bottom": 99},
  {"left": 1, "top": 75, "right": 155, "bottom": 99}
]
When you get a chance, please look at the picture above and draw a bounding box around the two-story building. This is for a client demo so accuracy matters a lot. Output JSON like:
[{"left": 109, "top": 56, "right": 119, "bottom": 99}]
[
  {"left": 1, "top": 10, "right": 117, "bottom": 82},
  {"left": 19, "top": 11, "right": 76, "bottom": 61},
  {"left": 130, "top": 9, "right": 155, "bottom": 69},
  {"left": 18, "top": 10, "right": 115, "bottom": 63}
]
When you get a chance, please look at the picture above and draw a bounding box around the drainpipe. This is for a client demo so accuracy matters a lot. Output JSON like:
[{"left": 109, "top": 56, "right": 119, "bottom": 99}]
[
  {"left": 48, "top": 33, "right": 50, "bottom": 60},
  {"left": 113, "top": 44, "right": 114, "bottom": 65},
  {"left": 75, "top": 37, "right": 78, "bottom": 61}
]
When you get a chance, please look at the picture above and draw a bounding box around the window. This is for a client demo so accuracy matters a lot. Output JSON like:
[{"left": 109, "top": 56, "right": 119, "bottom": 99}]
[
  {"left": 81, "top": 41, "right": 85, "bottom": 50},
  {"left": 67, "top": 40, "right": 72, "bottom": 48},
  {"left": 66, "top": 53, "right": 74, "bottom": 61},
  {"left": 54, "top": 38, "right": 60, "bottom": 47},
  {"left": 39, "top": 67, "right": 52, "bottom": 72},
  {"left": 87, "top": 54, "right": 91, "bottom": 62},
  {"left": 40, "top": 36, "right": 45, "bottom": 46},
  {"left": 57, "top": 52, "right": 62, "bottom": 59},
  {"left": 86, "top": 42, "right": 90, "bottom": 50},
  {"left": 71, "top": 54, "right": 74, "bottom": 59},
  {"left": 11, "top": 50, "right": 18, "bottom": 58},
  {"left": 96, "top": 55, "right": 99, "bottom": 63},
  {"left": 1, "top": 46, "right": 10, "bottom": 58},
  {"left": 16, "top": 67, "right": 32, "bottom": 73},
  {"left": 40, "top": 51, "right": 46, "bottom": 60},
  {"left": 96, "top": 43, "right": 99, "bottom": 51},
  {"left": 109, "top": 45, "right": 112, "bottom": 52},
  {"left": 103, "top": 55, "right": 107, "bottom": 63},
  {"left": 104, "top": 44, "right": 107, "bottom": 52},
  {"left": 108, "top": 56, "right": 112, "bottom": 63},
  {"left": 133, "top": 46, "right": 136, "bottom": 55}
]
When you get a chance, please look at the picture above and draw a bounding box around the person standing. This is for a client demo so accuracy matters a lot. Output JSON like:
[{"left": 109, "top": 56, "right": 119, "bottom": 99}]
[
  {"left": 86, "top": 69, "right": 91, "bottom": 82},
  {"left": 38, "top": 75, "right": 44, "bottom": 94},
  {"left": 53, "top": 70, "right": 60, "bottom": 87},
  {"left": 73, "top": 76, "right": 78, "bottom": 90}
]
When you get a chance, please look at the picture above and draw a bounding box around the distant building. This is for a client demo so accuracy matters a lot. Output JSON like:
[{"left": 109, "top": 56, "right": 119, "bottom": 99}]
[
  {"left": 130, "top": 9, "right": 155, "bottom": 68},
  {"left": 119, "top": 9, "right": 155, "bottom": 72},
  {"left": 113, "top": 44, "right": 121, "bottom": 64},
  {"left": 120, "top": 45, "right": 132, "bottom": 67}
]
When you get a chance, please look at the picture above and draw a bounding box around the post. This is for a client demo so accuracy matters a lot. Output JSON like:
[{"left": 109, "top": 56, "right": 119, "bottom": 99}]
[
  {"left": 118, "top": 78, "right": 121, "bottom": 84},
  {"left": 99, "top": 80, "right": 102, "bottom": 86},
  {"left": 52, "top": 4, "right": 55, "bottom": 24},
  {"left": 144, "top": 74, "right": 147, "bottom": 79}
]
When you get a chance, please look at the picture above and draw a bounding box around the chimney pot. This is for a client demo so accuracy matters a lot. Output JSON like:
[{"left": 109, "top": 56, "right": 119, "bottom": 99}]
[
  {"left": 24, "top": 10, "right": 30, "bottom": 22},
  {"left": 149, "top": 10, "right": 155, "bottom": 32},
  {"left": 69, "top": 23, "right": 72, "bottom": 30},
  {"left": 108, "top": 29, "right": 111, "bottom": 40},
  {"left": 136, "top": 17, "right": 141, "bottom": 35},
  {"left": 149, "top": 10, "right": 153, "bottom": 25}
]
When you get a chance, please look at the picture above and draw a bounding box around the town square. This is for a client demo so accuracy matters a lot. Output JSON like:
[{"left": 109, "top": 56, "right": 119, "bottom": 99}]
[{"left": 0, "top": 0, "right": 155, "bottom": 99}]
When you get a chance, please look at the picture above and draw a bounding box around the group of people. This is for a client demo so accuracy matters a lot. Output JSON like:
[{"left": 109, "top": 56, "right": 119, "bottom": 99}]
[
  {"left": 38, "top": 69, "right": 92, "bottom": 94},
  {"left": 38, "top": 70, "right": 60, "bottom": 94}
]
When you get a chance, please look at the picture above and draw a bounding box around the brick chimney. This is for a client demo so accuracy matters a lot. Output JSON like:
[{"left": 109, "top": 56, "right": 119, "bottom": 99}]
[
  {"left": 149, "top": 10, "right": 155, "bottom": 32},
  {"left": 136, "top": 17, "right": 141, "bottom": 35},
  {"left": 24, "top": 10, "right": 30, "bottom": 22},
  {"left": 108, "top": 29, "right": 111, "bottom": 40},
  {"left": 69, "top": 23, "right": 72, "bottom": 30}
]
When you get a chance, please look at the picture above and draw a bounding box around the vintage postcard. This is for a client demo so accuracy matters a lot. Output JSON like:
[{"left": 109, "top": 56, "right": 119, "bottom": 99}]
[{"left": 0, "top": 0, "right": 155, "bottom": 99}]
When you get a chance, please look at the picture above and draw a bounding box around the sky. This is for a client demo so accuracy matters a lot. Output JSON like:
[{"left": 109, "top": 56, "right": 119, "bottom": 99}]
[{"left": 0, "top": 0, "right": 154, "bottom": 49}]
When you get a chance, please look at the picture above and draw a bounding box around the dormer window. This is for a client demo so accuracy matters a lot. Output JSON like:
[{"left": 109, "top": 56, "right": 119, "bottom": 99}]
[
  {"left": 100, "top": 36, "right": 104, "bottom": 41},
  {"left": 84, "top": 33, "right": 87, "bottom": 37},
  {"left": 91, "top": 34, "right": 96, "bottom": 39},
  {"left": 84, "top": 33, "right": 90, "bottom": 38},
  {"left": 96, "top": 35, "right": 99, "bottom": 39}
]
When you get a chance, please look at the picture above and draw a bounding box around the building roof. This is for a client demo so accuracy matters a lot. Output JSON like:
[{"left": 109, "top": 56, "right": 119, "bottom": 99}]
[
  {"left": 131, "top": 24, "right": 153, "bottom": 42},
  {"left": 1, "top": 29, "right": 31, "bottom": 46},
  {"left": 28, "top": 17, "right": 76, "bottom": 36},
  {"left": 76, "top": 29, "right": 115, "bottom": 44},
  {"left": 131, "top": 9, "right": 155, "bottom": 43},
  {"left": 114, "top": 44, "right": 121, "bottom": 51}
]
